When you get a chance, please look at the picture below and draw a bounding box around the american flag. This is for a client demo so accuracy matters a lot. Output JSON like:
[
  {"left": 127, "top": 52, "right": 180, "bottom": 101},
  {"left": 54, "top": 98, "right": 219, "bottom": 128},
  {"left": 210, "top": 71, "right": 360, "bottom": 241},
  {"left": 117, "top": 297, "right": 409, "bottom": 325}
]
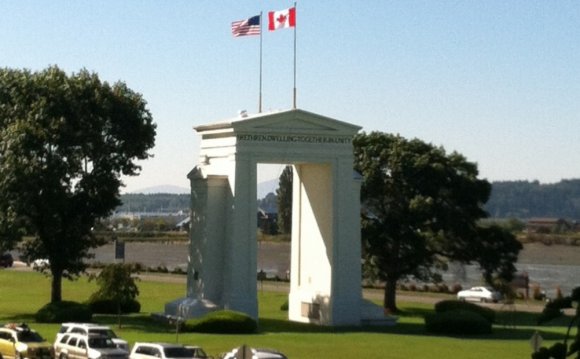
[{"left": 232, "top": 15, "right": 261, "bottom": 37}]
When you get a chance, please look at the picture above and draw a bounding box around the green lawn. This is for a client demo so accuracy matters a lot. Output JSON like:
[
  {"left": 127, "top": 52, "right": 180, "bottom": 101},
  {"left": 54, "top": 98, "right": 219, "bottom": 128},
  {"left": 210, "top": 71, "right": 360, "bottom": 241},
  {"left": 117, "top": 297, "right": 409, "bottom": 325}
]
[{"left": 0, "top": 270, "right": 572, "bottom": 359}]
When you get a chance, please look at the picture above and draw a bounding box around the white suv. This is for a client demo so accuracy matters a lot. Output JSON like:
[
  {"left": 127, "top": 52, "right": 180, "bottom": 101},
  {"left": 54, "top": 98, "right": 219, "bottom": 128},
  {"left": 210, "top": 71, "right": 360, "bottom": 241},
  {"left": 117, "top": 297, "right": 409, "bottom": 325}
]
[
  {"left": 130, "top": 343, "right": 209, "bottom": 359},
  {"left": 56, "top": 324, "right": 128, "bottom": 352},
  {"left": 54, "top": 333, "right": 128, "bottom": 359}
]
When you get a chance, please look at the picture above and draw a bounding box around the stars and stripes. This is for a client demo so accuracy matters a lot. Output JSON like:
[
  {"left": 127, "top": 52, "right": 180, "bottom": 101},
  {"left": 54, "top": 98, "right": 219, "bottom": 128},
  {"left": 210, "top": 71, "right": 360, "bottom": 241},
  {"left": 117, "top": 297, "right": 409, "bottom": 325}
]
[{"left": 231, "top": 15, "right": 261, "bottom": 37}]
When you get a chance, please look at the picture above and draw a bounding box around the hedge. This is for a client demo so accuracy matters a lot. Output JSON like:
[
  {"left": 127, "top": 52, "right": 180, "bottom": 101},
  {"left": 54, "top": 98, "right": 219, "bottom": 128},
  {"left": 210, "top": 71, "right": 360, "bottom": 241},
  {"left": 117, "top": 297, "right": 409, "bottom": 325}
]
[
  {"left": 87, "top": 298, "right": 141, "bottom": 314},
  {"left": 35, "top": 301, "right": 92, "bottom": 323},
  {"left": 183, "top": 310, "right": 257, "bottom": 334},
  {"left": 425, "top": 309, "right": 492, "bottom": 335},
  {"left": 434, "top": 299, "right": 496, "bottom": 323}
]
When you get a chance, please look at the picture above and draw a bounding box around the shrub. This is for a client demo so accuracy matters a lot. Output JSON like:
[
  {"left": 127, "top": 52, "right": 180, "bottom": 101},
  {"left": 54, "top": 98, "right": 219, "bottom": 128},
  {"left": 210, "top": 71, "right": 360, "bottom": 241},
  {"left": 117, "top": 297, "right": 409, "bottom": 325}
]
[
  {"left": 87, "top": 298, "right": 141, "bottom": 314},
  {"left": 537, "top": 295, "right": 574, "bottom": 324},
  {"left": 280, "top": 300, "right": 289, "bottom": 311},
  {"left": 183, "top": 310, "right": 257, "bottom": 334},
  {"left": 425, "top": 309, "right": 492, "bottom": 335},
  {"left": 537, "top": 306, "right": 563, "bottom": 325},
  {"left": 546, "top": 297, "right": 572, "bottom": 310},
  {"left": 35, "top": 301, "right": 92, "bottom": 323},
  {"left": 571, "top": 286, "right": 580, "bottom": 301},
  {"left": 434, "top": 300, "right": 495, "bottom": 323},
  {"left": 450, "top": 284, "right": 463, "bottom": 294}
]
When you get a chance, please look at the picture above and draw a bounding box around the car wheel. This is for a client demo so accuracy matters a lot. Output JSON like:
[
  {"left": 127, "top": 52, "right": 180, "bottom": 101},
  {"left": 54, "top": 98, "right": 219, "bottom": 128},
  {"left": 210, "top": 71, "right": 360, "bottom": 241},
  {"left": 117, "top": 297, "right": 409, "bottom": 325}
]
[{"left": 60, "top": 353, "right": 68, "bottom": 359}]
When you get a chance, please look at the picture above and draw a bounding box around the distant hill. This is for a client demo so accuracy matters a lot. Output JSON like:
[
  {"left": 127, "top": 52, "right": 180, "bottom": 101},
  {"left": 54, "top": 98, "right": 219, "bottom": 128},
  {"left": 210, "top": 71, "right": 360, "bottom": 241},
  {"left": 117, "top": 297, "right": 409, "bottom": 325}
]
[
  {"left": 258, "top": 178, "right": 278, "bottom": 199},
  {"left": 128, "top": 185, "right": 189, "bottom": 194},
  {"left": 117, "top": 193, "right": 190, "bottom": 213},
  {"left": 118, "top": 180, "right": 277, "bottom": 213},
  {"left": 485, "top": 179, "right": 580, "bottom": 219},
  {"left": 117, "top": 179, "right": 580, "bottom": 219}
]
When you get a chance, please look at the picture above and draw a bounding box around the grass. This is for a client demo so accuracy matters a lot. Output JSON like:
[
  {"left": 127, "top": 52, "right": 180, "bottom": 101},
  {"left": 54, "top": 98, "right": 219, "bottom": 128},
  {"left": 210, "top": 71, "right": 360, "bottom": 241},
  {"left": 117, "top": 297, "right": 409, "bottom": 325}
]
[{"left": 0, "top": 270, "right": 575, "bottom": 359}]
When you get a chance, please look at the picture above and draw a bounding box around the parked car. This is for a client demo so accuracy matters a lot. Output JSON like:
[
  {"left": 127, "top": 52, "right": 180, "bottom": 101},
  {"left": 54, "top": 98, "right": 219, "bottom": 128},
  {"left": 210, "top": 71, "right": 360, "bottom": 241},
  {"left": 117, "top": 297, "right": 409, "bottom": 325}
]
[
  {"left": 56, "top": 323, "right": 128, "bottom": 351},
  {"left": 0, "top": 253, "right": 14, "bottom": 268},
  {"left": 54, "top": 333, "right": 128, "bottom": 359},
  {"left": 457, "top": 286, "right": 502, "bottom": 303},
  {"left": 130, "top": 342, "right": 210, "bottom": 359},
  {"left": 31, "top": 259, "right": 50, "bottom": 270},
  {"left": 0, "top": 323, "right": 54, "bottom": 359},
  {"left": 220, "top": 346, "right": 287, "bottom": 359}
]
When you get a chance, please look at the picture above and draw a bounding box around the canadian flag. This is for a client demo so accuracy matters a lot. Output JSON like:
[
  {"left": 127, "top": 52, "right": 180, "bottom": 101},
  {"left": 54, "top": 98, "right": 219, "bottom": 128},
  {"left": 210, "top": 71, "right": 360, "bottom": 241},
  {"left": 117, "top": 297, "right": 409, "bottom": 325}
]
[{"left": 268, "top": 7, "right": 296, "bottom": 31}]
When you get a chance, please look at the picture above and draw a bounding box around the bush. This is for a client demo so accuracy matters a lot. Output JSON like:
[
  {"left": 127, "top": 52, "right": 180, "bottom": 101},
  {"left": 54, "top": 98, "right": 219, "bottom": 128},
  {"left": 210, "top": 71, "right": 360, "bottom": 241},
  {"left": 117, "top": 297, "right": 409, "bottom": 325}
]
[
  {"left": 35, "top": 301, "right": 92, "bottom": 323},
  {"left": 537, "top": 306, "right": 563, "bottom": 325},
  {"left": 450, "top": 284, "right": 463, "bottom": 294},
  {"left": 537, "top": 295, "right": 574, "bottom": 324},
  {"left": 280, "top": 300, "right": 289, "bottom": 311},
  {"left": 183, "top": 310, "right": 257, "bottom": 334},
  {"left": 425, "top": 309, "right": 492, "bottom": 335},
  {"left": 87, "top": 299, "right": 141, "bottom": 314},
  {"left": 546, "top": 297, "right": 572, "bottom": 310},
  {"left": 434, "top": 300, "right": 496, "bottom": 323}
]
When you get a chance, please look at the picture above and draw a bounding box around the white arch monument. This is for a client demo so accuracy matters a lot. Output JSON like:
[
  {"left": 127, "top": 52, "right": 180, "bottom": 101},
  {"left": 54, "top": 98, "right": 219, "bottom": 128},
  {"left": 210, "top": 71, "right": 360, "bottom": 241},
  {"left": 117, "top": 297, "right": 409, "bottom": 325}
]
[{"left": 166, "top": 109, "right": 382, "bottom": 326}]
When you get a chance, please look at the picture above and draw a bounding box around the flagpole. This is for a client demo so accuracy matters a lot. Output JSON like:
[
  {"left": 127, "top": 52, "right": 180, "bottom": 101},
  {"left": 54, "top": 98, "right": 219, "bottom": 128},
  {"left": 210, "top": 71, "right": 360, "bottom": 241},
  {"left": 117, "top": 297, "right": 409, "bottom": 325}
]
[
  {"left": 259, "top": 12, "right": 263, "bottom": 113},
  {"left": 292, "top": 2, "right": 297, "bottom": 109}
]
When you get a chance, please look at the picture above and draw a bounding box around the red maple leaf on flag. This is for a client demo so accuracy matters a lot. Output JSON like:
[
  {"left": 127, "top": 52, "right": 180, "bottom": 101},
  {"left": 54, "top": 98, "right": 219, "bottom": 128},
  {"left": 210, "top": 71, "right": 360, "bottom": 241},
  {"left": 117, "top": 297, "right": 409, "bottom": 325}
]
[{"left": 276, "top": 14, "right": 287, "bottom": 24}]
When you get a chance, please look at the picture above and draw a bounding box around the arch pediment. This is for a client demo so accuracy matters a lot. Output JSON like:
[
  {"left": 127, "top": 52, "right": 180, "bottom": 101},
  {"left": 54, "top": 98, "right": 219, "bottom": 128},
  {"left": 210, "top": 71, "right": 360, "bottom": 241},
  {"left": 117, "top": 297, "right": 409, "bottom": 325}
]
[{"left": 195, "top": 109, "right": 361, "bottom": 138}]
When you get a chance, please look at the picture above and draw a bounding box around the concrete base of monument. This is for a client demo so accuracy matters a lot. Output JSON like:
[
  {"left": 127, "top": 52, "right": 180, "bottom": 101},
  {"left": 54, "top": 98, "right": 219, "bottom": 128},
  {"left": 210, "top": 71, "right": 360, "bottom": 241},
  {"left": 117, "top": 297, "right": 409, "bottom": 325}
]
[
  {"left": 360, "top": 299, "right": 398, "bottom": 326},
  {"left": 164, "top": 297, "right": 219, "bottom": 319}
]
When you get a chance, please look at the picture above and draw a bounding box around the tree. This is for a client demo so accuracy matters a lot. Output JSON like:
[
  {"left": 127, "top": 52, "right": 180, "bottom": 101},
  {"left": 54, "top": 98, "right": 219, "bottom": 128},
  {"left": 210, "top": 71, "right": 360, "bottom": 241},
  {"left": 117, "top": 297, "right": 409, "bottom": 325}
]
[
  {"left": 0, "top": 67, "right": 156, "bottom": 302},
  {"left": 276, "top": 165, "right": 293, "bottom": 234},
  {"left": 353, "top": 132, "right": 520, "bottom": 313},
  {"left": 89, "top": 263, "right": 139, "bottom": 327}
]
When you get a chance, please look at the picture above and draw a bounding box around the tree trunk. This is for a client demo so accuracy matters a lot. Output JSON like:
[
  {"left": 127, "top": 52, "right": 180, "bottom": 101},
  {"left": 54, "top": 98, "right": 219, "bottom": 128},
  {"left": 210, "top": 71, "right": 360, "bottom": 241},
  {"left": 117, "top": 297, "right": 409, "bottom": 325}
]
[
  {"left": 383, "top": 278, "right": 398, "bottom": 314},
  {"left": 51, "top": 270, "right": 63, "bottom": 303},
  {"left": 117, "top": 301, "right": 122, "bottom": 328}
]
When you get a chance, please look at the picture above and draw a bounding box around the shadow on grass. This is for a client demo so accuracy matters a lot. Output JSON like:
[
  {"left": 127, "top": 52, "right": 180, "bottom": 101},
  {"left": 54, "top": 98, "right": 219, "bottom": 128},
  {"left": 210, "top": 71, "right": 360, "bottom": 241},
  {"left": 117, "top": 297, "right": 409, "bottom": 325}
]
[
  {"left": 3, "top": 313, "right": 36, "bottom": 323},
  {"left": 92, "top": 314, "right": 176, "bottom": 333},
  {"left": 258, "top": 305, "right": 574, "bottom": 343}
]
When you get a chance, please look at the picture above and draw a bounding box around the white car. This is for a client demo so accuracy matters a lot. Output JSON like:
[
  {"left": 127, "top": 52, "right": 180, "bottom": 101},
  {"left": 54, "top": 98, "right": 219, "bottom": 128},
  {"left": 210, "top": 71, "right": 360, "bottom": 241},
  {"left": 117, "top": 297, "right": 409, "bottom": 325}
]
[
  {"left": 221, "top": 346, "right": 287, "bottom": 359},
  {"left": 130, "top": 342, "right": 209, "bottom": 359},
  {"left": 54, "top": 333, "right": 128, "bottom": 359},
  {"left": 56, "top": 323, "right": 129, "bottom": 351},
  {"left": 457, "top": 286, "right": 501, "bottom": 303}
]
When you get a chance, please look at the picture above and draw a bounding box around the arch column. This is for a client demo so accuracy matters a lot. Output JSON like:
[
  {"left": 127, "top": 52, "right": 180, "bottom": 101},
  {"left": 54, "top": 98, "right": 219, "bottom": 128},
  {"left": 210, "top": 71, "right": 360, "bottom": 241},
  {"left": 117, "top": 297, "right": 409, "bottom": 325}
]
[{"left": 222, "top": 153, "right": 258, "bottom": 318}]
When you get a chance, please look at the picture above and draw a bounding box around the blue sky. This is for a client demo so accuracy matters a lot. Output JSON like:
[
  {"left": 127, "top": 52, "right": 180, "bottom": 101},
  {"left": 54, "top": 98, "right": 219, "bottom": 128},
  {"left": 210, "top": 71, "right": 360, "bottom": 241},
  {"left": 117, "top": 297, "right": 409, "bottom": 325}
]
[{"left": 1, "top": 1, "right": 579, "bottom": 193}]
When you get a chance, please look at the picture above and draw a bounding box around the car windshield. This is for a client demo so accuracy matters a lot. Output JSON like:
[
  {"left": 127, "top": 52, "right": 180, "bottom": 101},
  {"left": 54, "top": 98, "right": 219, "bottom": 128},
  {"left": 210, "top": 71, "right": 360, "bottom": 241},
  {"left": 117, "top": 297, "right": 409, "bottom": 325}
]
[
  {"left": 163, "top": 347, "right": 195, "bottom": 358},
  {"left": 16, "top": 331, "right": 45, "bottom": 343},
  {"left": 89, "top": 329, "right": 117, "bottom": 338},
  {"left": 88, "top": 337, "right": 116, "bottom": 349}
]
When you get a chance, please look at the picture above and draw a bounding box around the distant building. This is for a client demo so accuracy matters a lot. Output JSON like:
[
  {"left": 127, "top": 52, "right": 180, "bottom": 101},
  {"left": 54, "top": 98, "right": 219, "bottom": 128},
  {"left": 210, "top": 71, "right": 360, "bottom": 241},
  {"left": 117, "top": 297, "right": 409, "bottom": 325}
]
[{"left": 526, "top": 218, "right": 574, "bottom": 233}]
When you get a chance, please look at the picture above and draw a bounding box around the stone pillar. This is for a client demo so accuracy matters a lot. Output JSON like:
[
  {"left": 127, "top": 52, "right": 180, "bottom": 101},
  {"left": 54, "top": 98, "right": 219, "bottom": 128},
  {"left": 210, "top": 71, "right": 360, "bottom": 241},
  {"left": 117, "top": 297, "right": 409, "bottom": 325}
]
[
  {"left": 329, "top": 158, "right": 362, "bottom": 325},
  {"left": 222, "top": 154, "right": 258, "bottom": 319}
]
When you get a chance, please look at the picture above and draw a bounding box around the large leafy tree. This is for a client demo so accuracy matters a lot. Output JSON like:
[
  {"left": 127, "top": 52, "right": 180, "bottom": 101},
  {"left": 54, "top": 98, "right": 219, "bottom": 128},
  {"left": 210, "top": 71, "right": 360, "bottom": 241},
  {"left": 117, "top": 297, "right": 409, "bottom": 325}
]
[
  {"left": 0, "top": 67, "right": 156, "bottom": 302},
  {"left": 353, "top": 132, "right": 520, "bottom": 313}
]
